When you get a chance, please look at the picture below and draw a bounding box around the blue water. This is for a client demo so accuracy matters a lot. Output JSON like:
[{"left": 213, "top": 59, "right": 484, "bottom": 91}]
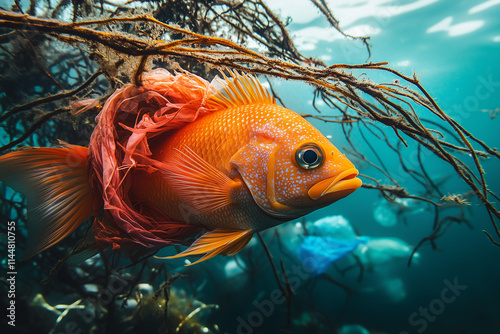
[{"left": 262, "top": 1, "right": 500, "bottom": 333}]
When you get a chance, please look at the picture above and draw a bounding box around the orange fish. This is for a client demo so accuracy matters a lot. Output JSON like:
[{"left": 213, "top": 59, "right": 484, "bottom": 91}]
[{"left": 0, "top": 69, "right": 362, "bottom": 264}]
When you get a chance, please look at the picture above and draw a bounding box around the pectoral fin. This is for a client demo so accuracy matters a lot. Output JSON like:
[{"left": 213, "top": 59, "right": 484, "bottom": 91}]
[
  {"left": 162, "top": 145, "right": 240, "bottom": 214},
  {"left": 158, "top": 228, "right": 253, "bottom": 265}
]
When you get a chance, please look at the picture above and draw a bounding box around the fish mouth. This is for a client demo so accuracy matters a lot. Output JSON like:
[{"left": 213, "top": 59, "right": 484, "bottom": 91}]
[{"left": 308, "top": 168, "right": 362, "bottom": 201}]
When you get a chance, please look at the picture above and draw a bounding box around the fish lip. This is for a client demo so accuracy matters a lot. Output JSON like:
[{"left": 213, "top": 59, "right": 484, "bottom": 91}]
[{"left": 308, "top": 168, "right": 362, "bottom": 200}]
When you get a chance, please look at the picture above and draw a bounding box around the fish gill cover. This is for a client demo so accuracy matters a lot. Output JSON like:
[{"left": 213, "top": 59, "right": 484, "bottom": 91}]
[{"left": 0, "top": 0, "right": 499, "bottom": 334}]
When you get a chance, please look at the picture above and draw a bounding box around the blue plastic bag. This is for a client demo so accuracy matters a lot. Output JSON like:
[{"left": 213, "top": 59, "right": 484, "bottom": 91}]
[{"left": 297, "top": 236, "right": 369, "bottom": 276}]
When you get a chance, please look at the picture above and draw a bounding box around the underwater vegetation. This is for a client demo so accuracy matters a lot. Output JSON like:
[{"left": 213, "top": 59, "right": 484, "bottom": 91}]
[{"left": 0, "top": 0, "right": 499, "bottom": 333}]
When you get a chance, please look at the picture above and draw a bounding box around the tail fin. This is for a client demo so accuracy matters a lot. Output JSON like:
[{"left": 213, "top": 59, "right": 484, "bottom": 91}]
[{"left": 0, "top": 143, "right": 94, "bottom": 259}]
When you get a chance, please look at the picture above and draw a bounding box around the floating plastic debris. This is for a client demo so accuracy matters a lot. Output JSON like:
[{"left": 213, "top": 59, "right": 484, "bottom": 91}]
[
  {"left": 307, "top": 215, "right": 358, "bottom": 240},
  {"left": 355, "top": 237, "right": 417, "bottom": 268},
  {"left": 383, "top": 277, "right": 407, "bottom": 302},
  {"left": 373, "top": 198, "right": 426, "bottom": 227},
  {"left": 338, "top": 324, "right": 370, "bottom": 334},
  {"left": 224, "top": 258, "right": 246, "bottom": 279},
  {"left": 297, "top": 236, "right": 369, "bottom": 276}
]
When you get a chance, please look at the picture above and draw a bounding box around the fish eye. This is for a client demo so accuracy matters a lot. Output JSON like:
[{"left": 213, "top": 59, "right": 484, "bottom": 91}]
[{"left": 294, "top": 142, "right": 324, "bottom": 169}]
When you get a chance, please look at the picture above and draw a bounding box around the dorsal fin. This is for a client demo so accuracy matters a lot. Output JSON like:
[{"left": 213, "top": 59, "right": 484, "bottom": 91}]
[{"left": 206, "top": 70, "right": 276, "bottom": 110}]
